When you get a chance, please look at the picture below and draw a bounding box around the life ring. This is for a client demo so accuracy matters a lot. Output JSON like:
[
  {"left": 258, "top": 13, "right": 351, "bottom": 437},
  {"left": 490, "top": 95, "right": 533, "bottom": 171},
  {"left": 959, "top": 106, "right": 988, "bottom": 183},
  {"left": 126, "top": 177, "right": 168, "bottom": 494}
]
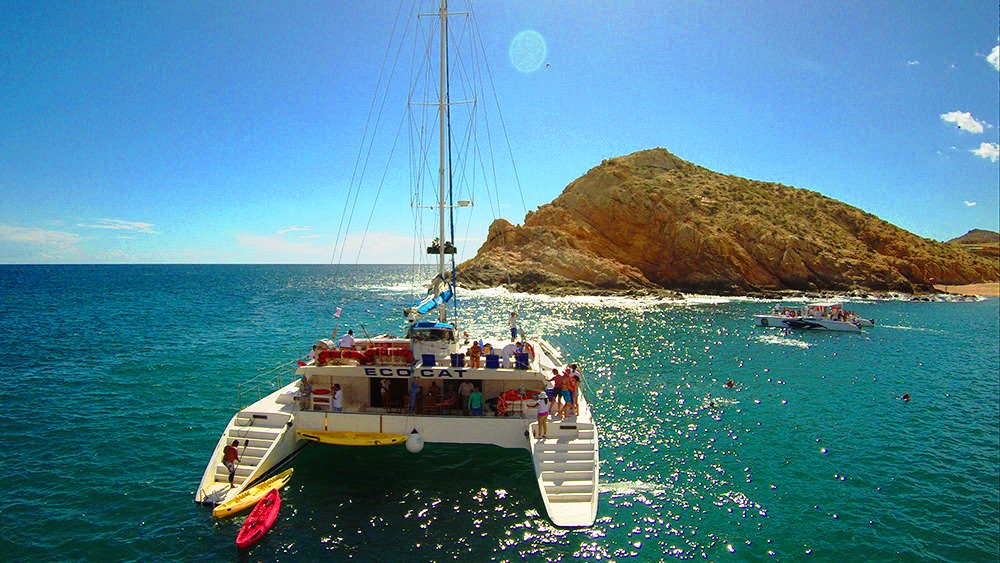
[
  {"left": 387, "top": 347, "right": 414, "bottom": 364},
  {"left": 317, "top": 349, "right": 367, "bottom": 364},
  {"left": 521, "top": 342, "right": 535, "bottom": 361}
]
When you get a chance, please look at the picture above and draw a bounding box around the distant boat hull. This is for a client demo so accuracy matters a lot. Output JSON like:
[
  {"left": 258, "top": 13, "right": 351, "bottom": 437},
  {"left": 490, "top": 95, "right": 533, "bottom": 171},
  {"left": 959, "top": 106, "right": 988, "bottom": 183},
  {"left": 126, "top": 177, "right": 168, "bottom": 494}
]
[{"left": 755, "top": 314, "right": 862, "bottom": 332}]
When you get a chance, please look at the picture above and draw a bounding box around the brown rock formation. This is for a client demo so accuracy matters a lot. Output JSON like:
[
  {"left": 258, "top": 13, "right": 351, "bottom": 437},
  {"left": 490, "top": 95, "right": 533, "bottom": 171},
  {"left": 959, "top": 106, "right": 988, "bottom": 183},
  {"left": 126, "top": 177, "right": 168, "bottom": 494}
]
[{"left": 457, "top": 148, "right": 999, "bottom": 295}]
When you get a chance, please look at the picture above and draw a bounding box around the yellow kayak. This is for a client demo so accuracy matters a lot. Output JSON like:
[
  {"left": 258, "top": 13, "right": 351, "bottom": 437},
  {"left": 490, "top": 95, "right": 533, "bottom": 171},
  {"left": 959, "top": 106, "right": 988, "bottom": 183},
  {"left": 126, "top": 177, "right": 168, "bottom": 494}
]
[
  {"left": 296, "top": 430, "right": 408, "bottom": 446},
  {"left": 212, "top": 468, "right": 294, "bottom": 519}
]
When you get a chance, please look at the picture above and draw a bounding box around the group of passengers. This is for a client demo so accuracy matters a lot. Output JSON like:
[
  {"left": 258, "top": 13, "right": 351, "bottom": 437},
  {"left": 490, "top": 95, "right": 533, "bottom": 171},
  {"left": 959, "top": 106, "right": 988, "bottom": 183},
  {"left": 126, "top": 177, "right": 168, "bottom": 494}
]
[
  {"left": 546, "top": 364, "right": 582, "bottom": 418},
  {"left": 296, "top": 375, "right": 342, "bottom": 412}
]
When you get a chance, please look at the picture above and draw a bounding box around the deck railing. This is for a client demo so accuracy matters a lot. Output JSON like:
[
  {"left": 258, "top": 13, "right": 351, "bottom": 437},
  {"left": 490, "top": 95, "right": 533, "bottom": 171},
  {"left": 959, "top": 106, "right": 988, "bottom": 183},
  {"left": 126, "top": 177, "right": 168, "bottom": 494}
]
[{"left": 237, "top": 359, "right": 300, "bottom": 408}]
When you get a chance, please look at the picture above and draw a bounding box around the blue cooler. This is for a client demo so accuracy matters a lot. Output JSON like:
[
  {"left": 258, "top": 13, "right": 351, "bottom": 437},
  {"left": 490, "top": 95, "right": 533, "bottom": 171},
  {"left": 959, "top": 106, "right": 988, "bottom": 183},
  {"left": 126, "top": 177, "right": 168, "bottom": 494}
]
[
  {"left": 421, "top": 354, "right": 436, "bottom": 367},
  {"left": 485, "top": 354, "right": 500, "bottom": 369},
  {"left": 515, "top": 352, "right": 530, "bottom": 369},
  {"left": 450, "top": 353, "right": 465, "bottom": 367}
]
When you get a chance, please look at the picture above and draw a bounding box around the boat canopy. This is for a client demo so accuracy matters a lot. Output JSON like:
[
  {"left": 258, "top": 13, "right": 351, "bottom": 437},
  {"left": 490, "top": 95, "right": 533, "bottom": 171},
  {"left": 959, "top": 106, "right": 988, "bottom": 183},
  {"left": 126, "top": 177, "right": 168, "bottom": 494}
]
[{"left": 406, "top": 321, "right": 457, "bottom": 341}]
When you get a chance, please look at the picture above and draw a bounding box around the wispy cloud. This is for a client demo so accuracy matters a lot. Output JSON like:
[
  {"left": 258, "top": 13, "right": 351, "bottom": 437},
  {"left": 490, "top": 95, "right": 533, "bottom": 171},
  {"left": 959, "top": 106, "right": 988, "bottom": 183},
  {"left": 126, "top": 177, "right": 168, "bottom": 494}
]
[
  {"left": 940, "top": 111, "right": 986, "bottom": 133},
  {"left": 971, "top": 142, "right": 999, "bottom": 163},
  {"left": 277, "top": 225, "right": 312, "bottom": 235},
  {"left": 77, "top": 218, "right": 158, "bottom": 234},
  {"left": 964, "top": 201, "right": 977, "bottom": 207},
  {"left": 0, "top": 224, "right": 80, "bottom": 246},
  {"left": 906, "top": 60, "right": 920, "bottom": 66},
  {"left": 987, "top": 45, "right": 999, "bottom": 71}
]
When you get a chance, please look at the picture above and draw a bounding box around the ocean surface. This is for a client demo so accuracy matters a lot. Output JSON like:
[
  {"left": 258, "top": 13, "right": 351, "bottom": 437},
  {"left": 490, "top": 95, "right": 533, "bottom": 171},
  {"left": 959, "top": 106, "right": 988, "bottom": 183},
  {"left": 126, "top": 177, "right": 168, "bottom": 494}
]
[{"left": 0, "top": 264, "right": 997, "bottom": 562}]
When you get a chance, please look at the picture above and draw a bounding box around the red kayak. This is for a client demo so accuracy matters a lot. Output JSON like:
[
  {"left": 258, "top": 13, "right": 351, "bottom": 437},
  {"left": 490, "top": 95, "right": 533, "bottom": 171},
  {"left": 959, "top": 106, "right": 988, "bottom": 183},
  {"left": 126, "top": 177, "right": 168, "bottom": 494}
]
[{"left": 235, "top": 488, "right": 281, "bottom": 550}]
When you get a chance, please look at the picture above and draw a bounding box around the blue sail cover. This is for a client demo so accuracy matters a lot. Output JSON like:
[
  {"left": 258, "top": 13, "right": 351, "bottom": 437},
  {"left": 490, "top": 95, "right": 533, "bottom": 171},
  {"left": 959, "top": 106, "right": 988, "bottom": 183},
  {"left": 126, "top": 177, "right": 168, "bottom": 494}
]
[{"left": 413, "top": 288, "right": 453, "bottom": 315}]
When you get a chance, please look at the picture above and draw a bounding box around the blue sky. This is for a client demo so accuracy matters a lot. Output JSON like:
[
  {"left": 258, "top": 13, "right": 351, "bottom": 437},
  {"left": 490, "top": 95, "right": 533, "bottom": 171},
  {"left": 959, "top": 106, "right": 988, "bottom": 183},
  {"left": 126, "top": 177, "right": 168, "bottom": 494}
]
[{"left": 2, "top": 0, "right": 998, "bottom": 264}]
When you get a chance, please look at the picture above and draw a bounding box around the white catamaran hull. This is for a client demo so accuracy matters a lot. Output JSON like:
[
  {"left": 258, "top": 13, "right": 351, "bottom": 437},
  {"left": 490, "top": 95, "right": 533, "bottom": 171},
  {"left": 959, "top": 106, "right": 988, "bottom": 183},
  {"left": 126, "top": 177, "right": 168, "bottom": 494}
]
[
  {"left": 196, "top": 337, "right": 599, "bottom": 528},
  {"left": 754, "top": 314, "right": 862, "bottom": 332}
]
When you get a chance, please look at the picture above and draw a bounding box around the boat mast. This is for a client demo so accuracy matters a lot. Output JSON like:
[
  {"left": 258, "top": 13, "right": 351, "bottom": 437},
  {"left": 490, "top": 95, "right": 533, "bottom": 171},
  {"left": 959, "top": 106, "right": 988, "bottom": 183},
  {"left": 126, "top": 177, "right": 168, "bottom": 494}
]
[{"left": 437, "top": 0, "right": 449, "bottom": 323}]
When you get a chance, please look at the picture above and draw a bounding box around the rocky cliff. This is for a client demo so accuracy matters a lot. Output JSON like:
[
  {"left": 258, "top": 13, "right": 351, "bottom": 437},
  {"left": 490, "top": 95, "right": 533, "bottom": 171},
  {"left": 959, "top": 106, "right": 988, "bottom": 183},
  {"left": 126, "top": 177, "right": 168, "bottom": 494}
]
[{"left": 457, "top": 148, "right": 999, "bottom": 295}]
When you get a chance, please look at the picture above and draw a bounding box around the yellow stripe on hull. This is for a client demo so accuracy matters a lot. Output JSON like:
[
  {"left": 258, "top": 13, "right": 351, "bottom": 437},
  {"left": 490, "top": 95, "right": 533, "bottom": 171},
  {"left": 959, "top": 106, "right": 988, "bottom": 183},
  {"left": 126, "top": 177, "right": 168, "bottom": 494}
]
[
  {"left": 212, "top": 468, "right": 294, "bottom": 519},
  {"left": 296, "top": 429, "right": 408, "bottom": 446}
]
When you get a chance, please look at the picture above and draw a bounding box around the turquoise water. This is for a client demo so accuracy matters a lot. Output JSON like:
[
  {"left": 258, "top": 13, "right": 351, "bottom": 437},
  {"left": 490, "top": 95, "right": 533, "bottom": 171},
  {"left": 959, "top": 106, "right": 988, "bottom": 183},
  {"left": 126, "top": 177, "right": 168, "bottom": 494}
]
[{"left": 0, "top": 265, "right": 997, "bottom": 562}]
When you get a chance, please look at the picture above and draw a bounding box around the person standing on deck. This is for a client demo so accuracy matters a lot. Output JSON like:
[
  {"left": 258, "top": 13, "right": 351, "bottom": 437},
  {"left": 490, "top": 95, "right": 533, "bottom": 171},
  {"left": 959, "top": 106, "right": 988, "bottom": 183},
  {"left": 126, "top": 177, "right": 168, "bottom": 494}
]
[
  {"left": 222, "top": 440, "right": 241, "bottom": 488},
  {"left": 468, "top": 340, "right": 482, "bottom": 368},
  {"left": 459, "top": 380, "right": 474, "bottom": 415},
  {"left": 508, "top": 312, "right": 518, "bottom": 341},
  {"left": 528, "top": 393, "right": 550, "bottom": 439},
  {"left": 332, "top": 383, "right": 343, "bottom": 412},
  {"left": 468, "top": 385, "right": 485, "bottom": 416},
  {"left": 338, "top": 329, "right": 356, "bottom": 349},
  {"left": 380, "top": 378, "right": 391, "bottom": 411},
  {"left": 298, "top": 375, "right": 313, "bottom": 410},
  {"left": 409, "top": 378, "right": 422, "bottom": 414}
]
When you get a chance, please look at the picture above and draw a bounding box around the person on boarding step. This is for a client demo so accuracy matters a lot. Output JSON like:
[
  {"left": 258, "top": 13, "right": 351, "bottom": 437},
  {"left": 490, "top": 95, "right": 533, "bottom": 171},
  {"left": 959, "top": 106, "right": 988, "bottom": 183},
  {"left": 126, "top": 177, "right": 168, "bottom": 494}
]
[
  {"left": 222, "top": 439, "right": 241, "bottom": 488},
  {"left": 338, "top": 329, "right": 356, "bottom": 349},
  {"left": 508, "top": 311, "right": 518, "bottom": 341},
  {"left": 528, "top": 392, "right": 550, "bottom": 439}
]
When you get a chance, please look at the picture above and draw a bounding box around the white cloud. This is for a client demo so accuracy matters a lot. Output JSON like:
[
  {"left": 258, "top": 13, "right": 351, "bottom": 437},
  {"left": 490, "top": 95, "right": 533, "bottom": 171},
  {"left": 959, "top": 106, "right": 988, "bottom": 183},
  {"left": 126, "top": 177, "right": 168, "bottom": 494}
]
[
  {"left": 277, "top": 225, "right": 312, "bottom": 235},
  {"left": 235, "top": 233, "right": 330, "bottom": 262},
  {"left": 988, "top": 45, "right": 999, "bottom": 71},
  {"left": 971, "top": 142, "right": 999, "bottom": 162},
  {"left": 0, "top": 224, "right": 80, "bottom": 246},
  {"left": 906, "top": 60, "right": 920, "bottom": 66},
  {"left": 940, "top": 111, "right": 986, "bottom": 133},
  {"left": 964, "top": 201, "right": 978, "bottom": 207},
  {"left": 77, "top": 218, "right": 158, "bottom": 234}
]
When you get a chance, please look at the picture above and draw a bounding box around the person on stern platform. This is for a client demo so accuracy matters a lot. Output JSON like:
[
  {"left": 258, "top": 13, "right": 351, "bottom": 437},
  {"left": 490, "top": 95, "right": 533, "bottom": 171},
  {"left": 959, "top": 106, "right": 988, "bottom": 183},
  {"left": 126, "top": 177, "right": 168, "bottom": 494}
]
[
  {"left": 508, "top": 311, "right": 518, "bottom": 341},
  {"left": 528, "top": 393, "right": 550, "bottom": 439},
  {"left": 222, "top": 440, "right": 241, "bottom": 488},
  {"left": 338, "top": 329, "right": 356, "bottom": 349}
]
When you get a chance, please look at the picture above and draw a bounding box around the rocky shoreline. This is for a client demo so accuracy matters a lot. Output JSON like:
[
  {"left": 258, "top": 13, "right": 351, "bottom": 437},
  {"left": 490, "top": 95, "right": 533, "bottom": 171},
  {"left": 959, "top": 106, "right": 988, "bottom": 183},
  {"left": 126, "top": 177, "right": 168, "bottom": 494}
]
[{"left": 458, "top": 148, "right": 998, "bottom": 296}]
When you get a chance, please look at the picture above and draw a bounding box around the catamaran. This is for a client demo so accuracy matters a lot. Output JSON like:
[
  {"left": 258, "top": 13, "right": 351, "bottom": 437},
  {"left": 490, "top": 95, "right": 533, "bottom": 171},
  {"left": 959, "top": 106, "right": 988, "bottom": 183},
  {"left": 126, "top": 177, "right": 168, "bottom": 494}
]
[
  {"left": 195, "top": 0, "right": 599, "bottom": 528},
  {"left": 754, "top": 302, "right": 874, "bottom": 333}
]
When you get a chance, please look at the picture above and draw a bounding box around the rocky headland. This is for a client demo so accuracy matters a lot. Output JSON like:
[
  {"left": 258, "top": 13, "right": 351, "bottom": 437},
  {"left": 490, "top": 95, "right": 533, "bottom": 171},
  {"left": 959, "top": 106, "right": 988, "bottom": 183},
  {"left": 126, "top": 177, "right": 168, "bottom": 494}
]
[{"left": 457, "top": 148, "right": 999, "bottom": 296}]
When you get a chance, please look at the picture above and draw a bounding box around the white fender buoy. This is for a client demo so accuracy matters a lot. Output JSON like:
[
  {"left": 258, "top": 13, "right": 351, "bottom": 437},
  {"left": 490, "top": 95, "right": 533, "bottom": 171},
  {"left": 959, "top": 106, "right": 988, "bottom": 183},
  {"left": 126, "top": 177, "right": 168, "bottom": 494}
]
[{"left": 405, "top": 428, "right": 424, "bottom": 453}]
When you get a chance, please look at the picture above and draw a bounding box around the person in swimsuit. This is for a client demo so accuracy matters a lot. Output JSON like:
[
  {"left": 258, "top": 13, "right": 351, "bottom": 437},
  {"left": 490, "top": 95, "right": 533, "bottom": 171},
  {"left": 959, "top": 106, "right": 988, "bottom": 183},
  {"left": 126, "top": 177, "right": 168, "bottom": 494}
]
[
  {"left": 222, "top": 439, "right": 241, "bottom": 488},
  {"left": 468, "top": 340, "right": 482, "bottom": 368}
]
